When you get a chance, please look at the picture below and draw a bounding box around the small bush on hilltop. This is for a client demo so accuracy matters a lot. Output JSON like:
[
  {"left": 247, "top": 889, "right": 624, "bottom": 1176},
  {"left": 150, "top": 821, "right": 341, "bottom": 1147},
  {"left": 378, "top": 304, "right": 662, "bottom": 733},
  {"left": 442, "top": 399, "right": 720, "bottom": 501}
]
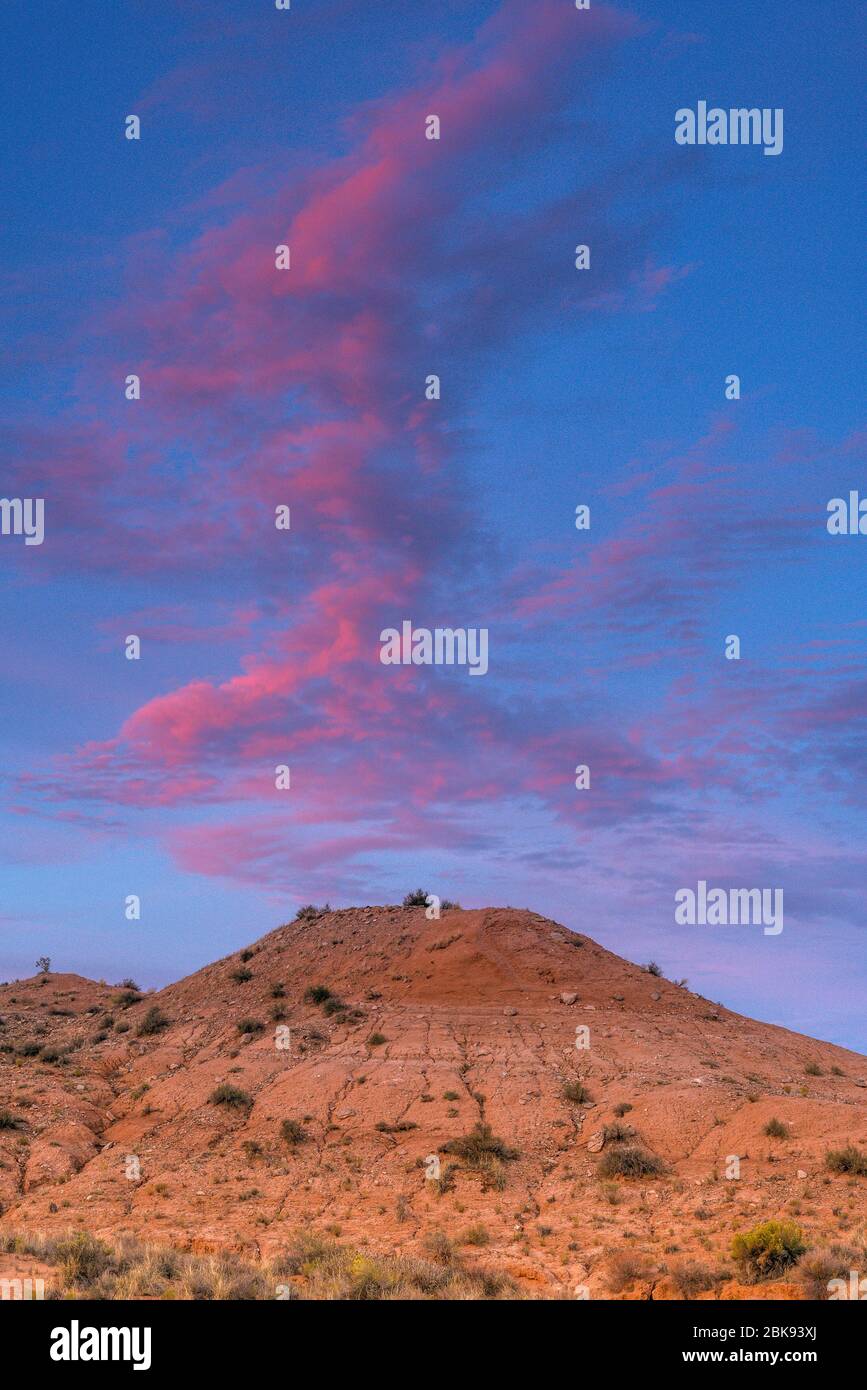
[
  {"left": 296, "top": 904, "right": 330, "bottom": 922},
  {"left": 402, "top": 889, "right": 429, "bottom": 907}
]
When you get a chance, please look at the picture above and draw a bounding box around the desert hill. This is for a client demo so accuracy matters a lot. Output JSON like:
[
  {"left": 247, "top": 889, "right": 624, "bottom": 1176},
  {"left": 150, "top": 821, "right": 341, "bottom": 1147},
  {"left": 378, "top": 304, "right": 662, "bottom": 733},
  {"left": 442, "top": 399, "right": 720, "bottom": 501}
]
[{"left": 1, "top": 905, "right": 865, "bottom": 1298}]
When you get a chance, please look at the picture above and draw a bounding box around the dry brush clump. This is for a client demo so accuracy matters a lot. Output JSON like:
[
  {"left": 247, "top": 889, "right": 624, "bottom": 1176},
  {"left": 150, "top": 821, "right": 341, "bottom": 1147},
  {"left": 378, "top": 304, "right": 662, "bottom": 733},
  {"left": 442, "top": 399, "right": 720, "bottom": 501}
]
[{"left": 0, "top": 1230, "right": 521, "bottom": 1301}]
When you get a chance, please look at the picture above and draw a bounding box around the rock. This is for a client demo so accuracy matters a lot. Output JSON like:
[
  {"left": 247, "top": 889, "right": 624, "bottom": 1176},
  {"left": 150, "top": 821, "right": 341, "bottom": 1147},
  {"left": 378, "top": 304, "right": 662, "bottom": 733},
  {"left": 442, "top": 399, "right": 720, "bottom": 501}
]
[
  {"left": 560, "top": 992, "right": 579, "bottom": 1005},
  {"left": 503, "top": 1006, "right": 518, "bottom": 1016},
  {"left": 612, "top": 993, "right": 624, "bottom": 1001},
  {"left": 586, "top": 1130, "right": 605, "bottom": 1153},
  {"left": 854, "top": 1079, "right": 866, "bottom": 1088},
  {"left": 797, "top": 1170, "right": 807, "bottom": 1179},
  {"left": 651, "top": 992, "right": 661, "bottom": 1001}
]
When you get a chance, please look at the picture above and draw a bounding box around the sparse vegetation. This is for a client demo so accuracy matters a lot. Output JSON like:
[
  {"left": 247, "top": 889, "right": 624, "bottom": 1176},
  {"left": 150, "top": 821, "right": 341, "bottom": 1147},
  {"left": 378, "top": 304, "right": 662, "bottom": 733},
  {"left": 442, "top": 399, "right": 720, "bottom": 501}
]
[
  {"left": 231, "top": 968, "right": 253, "bottom": 984},
  {"left": 402, "top": 889, "right": 430, "bottom": 907},
  {"left": 367, "top": 1032, "right": 387, "bottom": 1047},
  {"left": 730, "top": 1220, "right": 806, "bottom": 1282},
  {"left": 304, "top": 985, "right": 331, "bottom": 1005},
  {"left": 598, "top": 1145, "right": 666, "bottom": 1179},
  {"left": 35, "top": 956, "right": 51, "bottom": 975},
  {"left": 825, "top": 1144, "right": 867, "bottom": 1176},
  {"left": 209, "top": 1084, "right": 252, "bottom": 1110},
  {"left": 643, "top": 961, "right": 663, "bottom": 977},
  {"left": 136, "top": 1006, "right": 169, "bottom": 1037},
  {"left": 607, "top": 1253, "right": 651, "bottom": 1292},
  {"left": 670, "top": 1262, "right": 721, "bottom": 1298},
  {"left": 798, "top": 1245, "right": 864, "bottom": 1299},
  {"left": 804, "top": 1061, "right": 823, "bottom": 1077},
  {"left": 237, "top": 1018, "right": 264, "bottom": 1035},
  {"left": 280, "top": 1119, "right": 308, "bottom": 1146},
  {"left": 0, "top": 1109, "right": 22, "bottom": 1130},
  {"left": 441, "top": 1122, "right": 519, "bottom": 1186},
  {"left": 763, "top": 1118, "right": 790, "bottom": 1139},
  {"left": 562, "top": 1080, "right": 591, "bottom": 1104},
  {"left": 295, "top": 904, "right": 330, "bottom": 922},
  {"left": 613, "top": 1102, "right": 633, "bottom": 1117}
]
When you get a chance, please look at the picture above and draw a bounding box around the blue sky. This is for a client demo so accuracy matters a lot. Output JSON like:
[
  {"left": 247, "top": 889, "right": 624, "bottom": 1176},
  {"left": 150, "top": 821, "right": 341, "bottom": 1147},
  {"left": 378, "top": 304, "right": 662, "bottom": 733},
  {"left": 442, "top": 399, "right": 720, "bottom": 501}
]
[{"left": 0, "top": 1, "right": 864, "bottom": 1050}]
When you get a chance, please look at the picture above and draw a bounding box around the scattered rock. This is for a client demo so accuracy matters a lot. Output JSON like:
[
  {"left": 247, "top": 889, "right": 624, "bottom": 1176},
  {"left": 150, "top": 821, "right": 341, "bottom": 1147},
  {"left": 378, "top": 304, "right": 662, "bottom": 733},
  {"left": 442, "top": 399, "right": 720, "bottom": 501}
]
[{"left": 560, "top": 992, "right": 579, "bottom": 1005}]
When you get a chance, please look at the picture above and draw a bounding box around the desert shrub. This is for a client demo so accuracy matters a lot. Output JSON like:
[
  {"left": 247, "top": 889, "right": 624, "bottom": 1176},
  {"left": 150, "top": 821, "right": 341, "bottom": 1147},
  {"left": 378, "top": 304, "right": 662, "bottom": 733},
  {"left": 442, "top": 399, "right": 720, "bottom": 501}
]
[
  {"left": 136, "top": 1006, "right": 169, "bottom": 1036},
  {"left": 367, "top": 1033, "right": 387, "bottom": 1047},
  {"left": 825, "top": 1144, "right": 867, "bottom": 1176},
  {"left": 440, "top": 899, "right": 461, "bottom": 910},
  {"left": 402, "top": 889, "right": 429, "bottom": 907},
  {"left": 730, "top": 1220, "right": 806, "bottom": 1282},
  {"left": 804, "top": 1061, "right": 823, "bottom": 1076},
  {"left": 423, "top": 1231, "right": 456, "bottom": 1265},
  {"left": 271, "top": 983, "right": 286, "bottom": 999},
  {"left": 38, "top": 1047, "right": 64, "bottom": 1064},
  {"left": 114, "top": 989, "right": 142, "bottom": 1008},
  {"left": 598, "top": 1145, "right": 665, "bottom": 1179},
  {"left": 613, "top": 1102, "right": 633, "bottom": 1117},
  {"left": 643, "top": 961, "right": 663, "bottom": 977},
  {"left": 375, "top": 1120, "right": 417, "bottom": 1134},
  {"left": 15, "top": 1041, "right": 40, "bottom": 1057},
  {"left": 671, "top": 1262, "right": 720, "bottom": 1298},
  {"left": 54, "top": 1232, "right": 114, "bottom": 1289},
  {"left": 304, "top": 985, "right": 331, "bottom": 1005},
  {"left": 607, "top": 1253, "right": 651, "bottom": 1292},
  {"left": 209, "top": 1084, "right": 252, "bottom": 1109},
  {"left": 798, "top": 1245, "right": 863, "bottom": 1299},
  {"left": 280, "top": 1119, "right": 308, "bottom": 1146},
  {"left": 237, "top": 1018, "right": 264, "bottom": 1035},
  {"left": 562, "top": 1081, "right": 591, "bottom": 1104},
  {"left": 442, "top": 1123, "right": 518, "bottom": 1170},
  {"left": 239, "top": 949, "right": 254, "bottom": 962},
  {"left": 0, "top": 1109, "right": 21, "bottom": 1130},
  {"left": 462, "top": 1224, "right": 490, "bottom": 1247},
  {"left": 763, "top": 1117, "right": 790, "bottom": 1139},
  {"left": 231, "top": 968, "right": 253, "bottom": 984},
  {"left": 322, "top": 997, "right": 347, "bottom": 1016},
  {"left": 603, "top": 1122, "right": 635, "bottom": 1144},
  {"left": 443, "top": 1091, "right": 459, "bottom": 1101},
  {"left": 119, "top": 978, "right": 140, "bottom": 991},
  {"left": 296, "top": 903, "right": 330, "bottom": 921}
]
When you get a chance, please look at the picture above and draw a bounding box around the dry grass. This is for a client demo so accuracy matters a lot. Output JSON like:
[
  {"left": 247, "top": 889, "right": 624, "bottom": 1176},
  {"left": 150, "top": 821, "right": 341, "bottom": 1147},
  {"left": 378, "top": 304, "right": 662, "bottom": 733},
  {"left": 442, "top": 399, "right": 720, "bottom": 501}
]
[{"left": 0, "top": 1229, "right": 521, "bottom": 1301}]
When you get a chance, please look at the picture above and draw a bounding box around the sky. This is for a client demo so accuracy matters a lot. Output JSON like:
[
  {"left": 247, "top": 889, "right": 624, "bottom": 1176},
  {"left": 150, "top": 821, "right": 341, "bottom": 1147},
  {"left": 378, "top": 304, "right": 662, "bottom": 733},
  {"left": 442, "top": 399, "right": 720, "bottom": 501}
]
[{"left": 0, "top": 0, "right": 864, "bottom": 1050}]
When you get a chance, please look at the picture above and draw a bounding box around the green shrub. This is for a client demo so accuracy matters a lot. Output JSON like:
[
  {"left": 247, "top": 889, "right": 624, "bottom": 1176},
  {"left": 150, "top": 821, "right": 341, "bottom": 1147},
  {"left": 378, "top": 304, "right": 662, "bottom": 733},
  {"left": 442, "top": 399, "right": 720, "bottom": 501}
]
[
  {"left": 136, "top": 1007, "right": 169, "bottom": 1036},
  {"left": 304, "top": 985, "right": 331, "bottom": 1005},
  {"left": 402, "top": 889, "right": 429, "bottom": 907},
  {"left": 731, "top": 1221, "right": 806, "bottom": 1282}
]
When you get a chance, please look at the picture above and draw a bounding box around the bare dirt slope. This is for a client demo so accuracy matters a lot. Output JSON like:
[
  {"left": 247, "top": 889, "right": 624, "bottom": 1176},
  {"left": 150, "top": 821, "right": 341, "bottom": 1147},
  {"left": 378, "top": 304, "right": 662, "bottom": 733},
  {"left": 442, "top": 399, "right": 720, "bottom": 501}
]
[{"left": 1, "top": 906, "right": 865, "bottom": 1298}]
